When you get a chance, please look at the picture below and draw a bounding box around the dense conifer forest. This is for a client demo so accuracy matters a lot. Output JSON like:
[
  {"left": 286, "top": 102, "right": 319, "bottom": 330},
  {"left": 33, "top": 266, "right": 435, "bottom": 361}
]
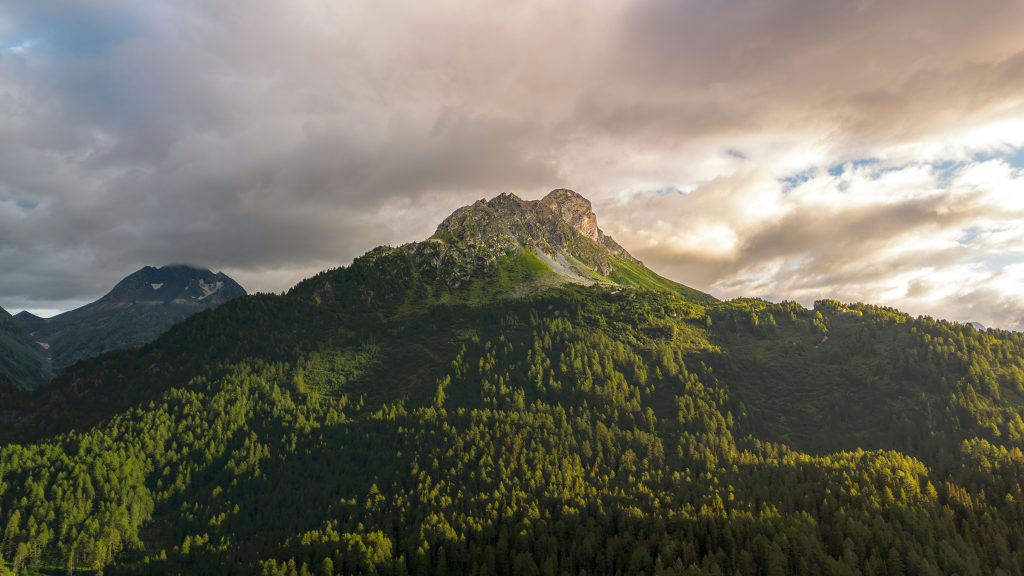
[{"left": 3, "top": 277, "right": 1024, "bottom": 575}]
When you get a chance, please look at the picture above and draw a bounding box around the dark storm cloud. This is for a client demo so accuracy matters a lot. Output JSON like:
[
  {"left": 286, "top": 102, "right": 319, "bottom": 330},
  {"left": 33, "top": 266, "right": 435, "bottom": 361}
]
[{"left": 0, "top": 0, "right": 1022, "bottom": 328}]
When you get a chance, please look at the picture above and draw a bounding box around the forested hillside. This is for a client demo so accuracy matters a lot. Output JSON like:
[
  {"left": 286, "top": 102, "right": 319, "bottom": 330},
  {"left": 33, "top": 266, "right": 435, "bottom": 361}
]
[{"left": 1, "top": 191, "right": 1023, "bottom": 575}]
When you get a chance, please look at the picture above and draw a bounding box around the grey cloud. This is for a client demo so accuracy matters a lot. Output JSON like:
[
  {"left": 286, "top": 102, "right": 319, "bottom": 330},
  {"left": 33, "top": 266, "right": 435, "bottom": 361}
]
[
  {"left": 834, "top": 49, "right": 1024, "bottom": 145},
  {"left": 0, "top": 0, "right": 1022, "bottom": 328},
  {"left": 732, "top": 197, "right": 983, "bottom": 283},
  {"left": 620, "top": 162, "right": 1024, "bottom": 329},
  {"left": 572, "top": 0, "right": 1024, "bottom": 150}
]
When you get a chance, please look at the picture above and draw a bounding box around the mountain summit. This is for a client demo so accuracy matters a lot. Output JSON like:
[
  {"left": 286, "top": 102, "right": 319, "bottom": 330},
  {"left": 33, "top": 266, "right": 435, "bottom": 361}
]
[
  {"left": 33, "top": 265, "right": 246, "bottom": 371},
  {"left": 435, "top": 189, "right": 636, "bottom": 279},
  {"left": 99, "top": 264, "right": 245, "bottom": 308},
  {"left": 296, "top": 189, "right": 711, "bottom": 307},
  {"left": 2, "top": 265, "right": 246, "bottom": 385},
  {"left": 437, "top": 189, "right": 633, "bottom": 262}
]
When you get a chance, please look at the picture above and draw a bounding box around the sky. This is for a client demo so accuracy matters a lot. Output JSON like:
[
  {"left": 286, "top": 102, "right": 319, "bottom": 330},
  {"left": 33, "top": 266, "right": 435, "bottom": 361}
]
[{"left": 1, "top": 0, "right": 1023, "bottom": 329}]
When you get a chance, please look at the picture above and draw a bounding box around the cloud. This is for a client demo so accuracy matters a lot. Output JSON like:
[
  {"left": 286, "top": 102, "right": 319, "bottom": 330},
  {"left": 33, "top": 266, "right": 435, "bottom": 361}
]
[
  {"left": 0, "top": 0, "right": 1022, "bottom": 328},
  {"left": 608, "top": 157, "right": 1024, "bottom": 330}
]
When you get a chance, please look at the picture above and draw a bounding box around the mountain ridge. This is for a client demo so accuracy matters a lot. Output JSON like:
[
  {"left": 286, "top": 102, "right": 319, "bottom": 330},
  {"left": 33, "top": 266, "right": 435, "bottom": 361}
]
[
  {"left": 12, "top": 310, "right": 46, "bottom": 332},
  {"left": 292, "top": 189, "right": 713, "bottom": 311},
  {"left": 0, "top": 264, "right": 246, "bottom": 388},
  {"left": 33, "top": 264, "right": 247, "bottom": 372}
]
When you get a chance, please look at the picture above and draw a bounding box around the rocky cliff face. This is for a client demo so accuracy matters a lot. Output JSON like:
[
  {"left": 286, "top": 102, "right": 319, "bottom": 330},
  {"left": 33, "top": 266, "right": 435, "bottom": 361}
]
[
  {"left": 539, "top": 188, "right": 632, "bottom": 255},
  {"left": 432, "top": 188, "right": 636, "bottom": 280},
  {"left": 541, "top": 189, "right": 602, "bottom": 241}
]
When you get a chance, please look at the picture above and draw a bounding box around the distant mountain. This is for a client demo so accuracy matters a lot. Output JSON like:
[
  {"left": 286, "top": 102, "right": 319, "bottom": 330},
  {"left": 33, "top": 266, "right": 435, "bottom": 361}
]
[
  {"left": 13, "top": 310, "right": 46, "bottom": 332},
  {"left": 0, "top": 305, "right": 50, "bottom": 389},
  {"left": 32, "top": 265, "right": 246, "bottom": 371},
  {"left": 0, "top": 265, "right": 245, "bottom": 388}
]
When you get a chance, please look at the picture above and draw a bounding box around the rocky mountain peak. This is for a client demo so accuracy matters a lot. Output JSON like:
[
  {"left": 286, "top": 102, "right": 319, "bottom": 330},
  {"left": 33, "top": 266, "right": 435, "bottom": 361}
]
[
  {"left": 294, "top": 187, "right": 711, "bottom": 311},
  {"left": 104, "top": 265, "right": 246, "bottom": 306},
  {"left": 9, "top": 265, "right": 250, "bottom": 374},
  {"left": 434, "top": 189, "right": 634, "bottom": 263},
  {"left": 539, "top": 188, "right": 601, "bottom": 242}
]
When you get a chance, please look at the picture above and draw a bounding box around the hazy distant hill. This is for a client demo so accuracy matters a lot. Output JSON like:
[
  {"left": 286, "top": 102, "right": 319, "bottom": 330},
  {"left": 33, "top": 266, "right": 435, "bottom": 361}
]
[{"left": 12, "top": 310, "right": 45, "bottom": 332}]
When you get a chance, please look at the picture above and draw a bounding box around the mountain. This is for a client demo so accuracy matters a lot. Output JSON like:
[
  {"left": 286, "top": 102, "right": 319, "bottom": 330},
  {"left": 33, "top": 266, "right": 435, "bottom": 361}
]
[
  {"left": 0, "top": 265, "right": 246, "bottom": 389},
  {"left": 433, "top": 189, "right": 709, "bottom": 297},
  {"left": 33, "top": 264, "right": 247, "bottom": 371},
  {"left": 0, "top": 305, "right": 50, "bottom": 390},
  {"left": 0, "top": 304, "right": 16, "bottom": 331},
  {"left": 2, "top": 190, "right": 1024, "bottom": 575},
  {"left": 292, "top": 189, "right": 711, "bottom": 310},
  {"left": 12, "top": 310, "right": 46, "bottom": 333},
  {"left": 0, "top": 305, "right": 23, "bottom": 333}
]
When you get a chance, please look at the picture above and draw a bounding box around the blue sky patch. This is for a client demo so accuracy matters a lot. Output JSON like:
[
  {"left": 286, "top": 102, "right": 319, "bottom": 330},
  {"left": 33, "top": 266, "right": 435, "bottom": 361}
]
[
  {"left": 982, "top": 252, "right": 1024, "bottom": 272},
  {"left": 932, "top": 160, "right": 964, "bottom": 186},
  {"left": 654, "top": 186, "right": 688, "bottom": 196},
  {"left": 959, "top": 226, "right": 981, "bottom": 246},
  {"left": 779, "top": 169, "right": 816, "bottom": 193},
  {"left": 827, "top": 157, "right": 881, "bottom": 177},
  {"left": 1007, "top": 147, "right": 1024, "bottom": 168},
  {"left": 12, "top": 6, "right": 139, "bottom": 57}
]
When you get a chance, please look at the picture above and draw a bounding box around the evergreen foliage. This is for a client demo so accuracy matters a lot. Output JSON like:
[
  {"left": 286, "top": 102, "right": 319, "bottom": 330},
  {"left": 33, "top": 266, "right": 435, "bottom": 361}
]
[{"left": 2, "top": 277, "right": 1024, "bottom": 575}]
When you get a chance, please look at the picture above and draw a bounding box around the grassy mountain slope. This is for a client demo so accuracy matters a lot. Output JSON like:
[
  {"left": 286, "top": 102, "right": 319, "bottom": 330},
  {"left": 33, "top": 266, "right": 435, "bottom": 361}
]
[{"left": 1, "top": 191, "right": 1023, "bottom": 575}]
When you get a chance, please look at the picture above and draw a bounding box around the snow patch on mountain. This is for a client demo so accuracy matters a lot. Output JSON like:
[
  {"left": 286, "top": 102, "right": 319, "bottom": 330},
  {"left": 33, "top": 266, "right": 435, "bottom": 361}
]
[{"left": 196, "top": 279, "right": 224, "bottom": 301}]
